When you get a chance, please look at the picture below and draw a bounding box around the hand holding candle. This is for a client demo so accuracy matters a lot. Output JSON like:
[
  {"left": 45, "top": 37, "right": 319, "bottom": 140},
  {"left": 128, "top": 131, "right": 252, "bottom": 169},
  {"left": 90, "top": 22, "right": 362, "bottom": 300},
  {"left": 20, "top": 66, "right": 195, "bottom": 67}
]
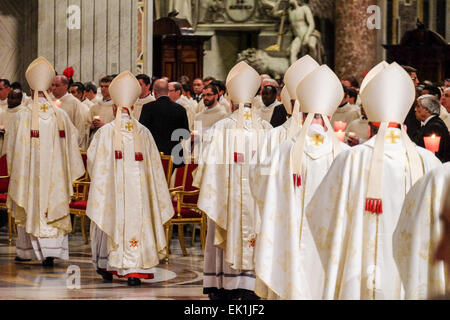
[{"left": 424, "top": 134, "right": 440, "bottom": 153}]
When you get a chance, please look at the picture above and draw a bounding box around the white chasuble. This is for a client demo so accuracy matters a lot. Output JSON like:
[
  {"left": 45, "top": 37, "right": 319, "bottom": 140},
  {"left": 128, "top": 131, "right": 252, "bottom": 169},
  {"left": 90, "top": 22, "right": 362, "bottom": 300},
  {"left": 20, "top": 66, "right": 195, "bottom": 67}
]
[
  {"left": 251, "top": 126, "right": 349, "bottom": 300},
  {"left": 86, "top": 114, "right": 173, "bottom": 273},
  {"left": 194, "top": 108, "right": 272, "bottom": 271},
  {"left": 4, "top": 98, "right": 85, "bottom": 240},
  {"left": 305, "top": 128, "right": 441, "bottom": 300},
  {"left": 393, "top": 163, "right": 450, "bottom": 299}
]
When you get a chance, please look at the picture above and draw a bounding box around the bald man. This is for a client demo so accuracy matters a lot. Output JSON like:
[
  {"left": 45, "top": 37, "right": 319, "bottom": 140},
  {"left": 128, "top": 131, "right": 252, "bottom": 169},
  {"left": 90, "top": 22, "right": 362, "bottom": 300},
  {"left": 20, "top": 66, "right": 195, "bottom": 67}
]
[
  {"left": 51, "top": 75, "right": 89, "bottom": 149},
  {"left": 139, "top": 79, "right": 190, "bottom": 167}
]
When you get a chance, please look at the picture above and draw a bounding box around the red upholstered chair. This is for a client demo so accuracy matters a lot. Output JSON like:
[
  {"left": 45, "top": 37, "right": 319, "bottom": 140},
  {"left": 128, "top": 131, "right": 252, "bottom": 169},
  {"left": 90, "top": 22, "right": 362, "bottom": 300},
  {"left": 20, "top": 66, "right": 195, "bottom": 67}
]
[
  {"left": 165, "top": 159, "right": 206, "bottom": 262},
  {"left": 70, "top": 151, "right": 90, "bottom": 244},
  {"left": 0, "top": 154, "right": 14, "bottom": 244}
]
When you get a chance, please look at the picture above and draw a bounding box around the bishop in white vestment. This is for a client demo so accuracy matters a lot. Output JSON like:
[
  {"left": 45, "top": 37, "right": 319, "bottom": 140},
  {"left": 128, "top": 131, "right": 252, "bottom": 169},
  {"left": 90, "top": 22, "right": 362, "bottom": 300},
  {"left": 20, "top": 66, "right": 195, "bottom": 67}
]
[
  {"left": 251, "top": 65, "right": 348, "bottom": 300},
  {"left": 4, "top": 57, "right": 85, "bottom": 266},
  {"left": 393, "top": 163, "right": 450, "bottom": 299},
  {"left": 193, "top": 63, "right": 272, "bottom": 299},
  {"left": 305, "top": 62, "right": 441, "bottom": 300},
  {"left": 86, "top": 71, "right": 173, "bottom": 286}
]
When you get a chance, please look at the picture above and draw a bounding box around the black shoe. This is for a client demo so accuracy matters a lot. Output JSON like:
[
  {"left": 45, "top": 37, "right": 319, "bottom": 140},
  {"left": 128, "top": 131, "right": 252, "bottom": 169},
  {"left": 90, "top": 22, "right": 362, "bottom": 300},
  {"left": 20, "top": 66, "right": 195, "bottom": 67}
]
[
  {"left": 15, "top": 256, "right": 31, "bottom": 262},
  {"left": 127, "top": 277, "right": 141, "bottom": 286},
  {"left": 42, "top": 257, "right": 54, "bottom": 267},
  {"left": 96, "top": 269, "right": 113, "bottom": 281}
]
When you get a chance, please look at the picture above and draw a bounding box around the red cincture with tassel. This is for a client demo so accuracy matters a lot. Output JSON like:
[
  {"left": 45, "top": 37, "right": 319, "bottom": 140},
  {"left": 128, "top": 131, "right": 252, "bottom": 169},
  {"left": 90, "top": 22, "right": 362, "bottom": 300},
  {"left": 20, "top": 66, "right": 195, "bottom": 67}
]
[
  {"left": 115, "top": 151, "right": 123, "bottom": 159},
  {"left": 365, "top": 198, "right": 383, "bottom": 214},
  {"left": 293, "top": 174, "right": 302, "bottom": 187},
  {"left": 30, "top": 130, "right": 39, "bottom": 138},
  {"left": 135, "top": 152, "right": 143, "bottom": 161},
  {"left": 59, "top": 130, "right": 66, "bottom": 138},
  {"left": 234, "top": 152, "right": 244, "bottom": 163}
]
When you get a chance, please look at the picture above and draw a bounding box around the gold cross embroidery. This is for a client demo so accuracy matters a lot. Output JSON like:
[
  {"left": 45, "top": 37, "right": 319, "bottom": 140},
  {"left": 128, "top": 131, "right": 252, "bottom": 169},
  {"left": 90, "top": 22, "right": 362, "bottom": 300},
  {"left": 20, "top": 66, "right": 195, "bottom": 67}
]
[
  {"left": 125, "top": 122, "right": 133, "bottom": 132},
  {"left": 310, "top": 133, "right": 324, "bottom": 146},
  {"left": 243, "top": 111, "right": 251, "bottom": 121},
  {"left": 386, "top": 130, "right": 400, "bottom": 144},
  {"left": 40, "top": 104, "right": 49, "bottom": 113}
]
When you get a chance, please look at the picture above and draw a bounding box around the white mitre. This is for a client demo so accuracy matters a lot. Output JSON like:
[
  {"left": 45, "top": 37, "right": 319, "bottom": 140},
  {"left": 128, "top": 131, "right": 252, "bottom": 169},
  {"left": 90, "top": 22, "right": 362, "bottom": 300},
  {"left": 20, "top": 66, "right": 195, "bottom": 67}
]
[
  {"left": 283, "top": 55, "right": 319, "bottom": 139},
  {"left": 290, "top": 65, "right": 344, "bottom": 176},
  {"left": 225, "top": 62, "right": 261, "bottom": 162},
  {"left": 25, "top": 56, "right": 65, "bottom": 137},
  {"left": 109, "top": 71, "right": 144, "bottom": 161},
  {"left": 280, "top": 86, "right": 292, "bottom": 115},
  {"left": 360, "top": 62, "right": 421, "bottom": 214}
]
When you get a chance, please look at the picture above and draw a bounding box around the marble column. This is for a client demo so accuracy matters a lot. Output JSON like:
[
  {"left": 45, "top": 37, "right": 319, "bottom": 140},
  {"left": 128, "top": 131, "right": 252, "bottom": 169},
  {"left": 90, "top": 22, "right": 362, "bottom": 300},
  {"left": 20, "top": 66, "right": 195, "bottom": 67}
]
[{"left": 334, "top": 0, "right": 378, "bottom": 84}]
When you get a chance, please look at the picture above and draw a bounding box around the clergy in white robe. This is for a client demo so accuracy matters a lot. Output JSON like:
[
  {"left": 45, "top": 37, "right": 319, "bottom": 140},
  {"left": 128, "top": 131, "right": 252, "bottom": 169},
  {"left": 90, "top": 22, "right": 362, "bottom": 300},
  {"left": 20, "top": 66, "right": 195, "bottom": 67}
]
[
  {"left": 393, "top": 163, "right": 450, "bottom": 299},
  {"left": 193, "top": 63, "right": 272, "bottom": 299},
  {"left": 0, "top": 89, "right": 25, "bottom": 153},
  {"left": 305, "top": 62, "right": 441, "bottom": 300},
  {"left": 4, "top": 57, "right": 85, "bottom": 265},
  {"left": 331, "top": 101, "right": 361, "bottom": 129},
  {"left": 251, "top": 65, "right": 348, "bottom": 300},
  {"left": 86, "top": 71, "right": 173, "bottom": 286},
  {"left": 51, "top": 75, "right": 88, "bottom": 149},
  {"left": 133, "top": 74, "right": 155, "bottom": 120}
]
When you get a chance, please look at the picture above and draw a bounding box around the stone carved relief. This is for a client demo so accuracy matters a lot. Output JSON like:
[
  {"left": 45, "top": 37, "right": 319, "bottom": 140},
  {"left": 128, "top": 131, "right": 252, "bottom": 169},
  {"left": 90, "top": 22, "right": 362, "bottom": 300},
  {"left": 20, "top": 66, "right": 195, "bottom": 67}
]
[{"left": 237, "top": 48, "right": 289, "bottom": 80}]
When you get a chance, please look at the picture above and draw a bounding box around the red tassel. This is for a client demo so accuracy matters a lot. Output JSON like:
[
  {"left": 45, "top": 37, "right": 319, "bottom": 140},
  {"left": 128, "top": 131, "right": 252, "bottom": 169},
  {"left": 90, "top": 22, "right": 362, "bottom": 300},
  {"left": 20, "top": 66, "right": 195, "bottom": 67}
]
[
  {"left": 292, "top": 174, "right": 302, "bottom": 187},
  {"left": 252, "top": 150, "right": 256, "bottom": 158},
  {"left": 365, "top": 198, "right": 383, "bottom": 214},
  {"left": 234, "top": 152, "right": 244, "bottom": 163},
  {"left": 135, "top": 152, "right": 143, "bottom": 161},
  {"left": 59, "top": 130, "right": 66, "bottom": 138},
  {"left": 115, "top": 151, "right": 123, "bottom": 159},
  {"left": 30, "top": 130, "right": 39, "bottom": 138}
]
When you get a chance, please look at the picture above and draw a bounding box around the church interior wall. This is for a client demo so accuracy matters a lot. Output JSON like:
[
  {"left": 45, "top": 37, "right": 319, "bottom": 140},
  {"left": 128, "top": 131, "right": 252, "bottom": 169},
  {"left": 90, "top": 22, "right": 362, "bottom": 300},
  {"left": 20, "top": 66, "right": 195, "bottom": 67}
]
[{"left": 37, "top": 0, "right": 139, "bottom": 85}]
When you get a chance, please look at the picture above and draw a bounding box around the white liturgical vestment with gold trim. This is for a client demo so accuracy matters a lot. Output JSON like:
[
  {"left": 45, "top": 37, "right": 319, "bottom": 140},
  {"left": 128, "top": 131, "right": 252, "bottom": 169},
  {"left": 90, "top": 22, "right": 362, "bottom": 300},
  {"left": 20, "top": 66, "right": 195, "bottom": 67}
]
[
  {"left": 3, "top": 97, "right": 85, "bottom": 259},
  {"left": 251, "top": 125, "right": 349, "bottom": 300},
  {"left": 393, "top": 162, "right": 450, "bottom": 299},
  {"left": 86, "top": 113, "right": 173, "bottom": 275},
  {"left": 194, "top": 108, "right": 272, "bottom": 272},
  {"left": 305, "top": 128, "right": 441, "bottom": 300}
]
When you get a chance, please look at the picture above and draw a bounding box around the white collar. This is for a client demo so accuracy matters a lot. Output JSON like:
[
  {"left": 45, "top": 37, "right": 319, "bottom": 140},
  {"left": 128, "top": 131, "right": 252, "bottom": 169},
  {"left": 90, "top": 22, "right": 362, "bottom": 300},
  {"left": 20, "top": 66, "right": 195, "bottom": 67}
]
[
  {"left": 262, "top": 100, "right": 280, "bottom": 110},
  {"left": 423, "top": 115, "right": 436, "bottom": 126}
]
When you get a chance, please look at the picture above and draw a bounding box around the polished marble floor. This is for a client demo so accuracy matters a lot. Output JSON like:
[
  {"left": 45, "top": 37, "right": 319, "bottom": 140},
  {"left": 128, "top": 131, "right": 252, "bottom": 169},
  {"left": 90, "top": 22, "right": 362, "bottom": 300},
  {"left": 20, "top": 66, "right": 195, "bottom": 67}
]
[{"left": 0, "top": 223, "right": 208, "bottom": 300}]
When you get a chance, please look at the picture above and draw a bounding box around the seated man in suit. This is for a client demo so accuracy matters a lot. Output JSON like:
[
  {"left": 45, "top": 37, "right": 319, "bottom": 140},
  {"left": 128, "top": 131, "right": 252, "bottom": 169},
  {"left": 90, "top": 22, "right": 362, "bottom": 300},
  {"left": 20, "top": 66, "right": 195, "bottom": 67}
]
[
  {"left": 413, "top": 94, "right": 450, "bottom": 163},
  {"left": 139, "top": 79, "right": 190, "bottom": 167}
]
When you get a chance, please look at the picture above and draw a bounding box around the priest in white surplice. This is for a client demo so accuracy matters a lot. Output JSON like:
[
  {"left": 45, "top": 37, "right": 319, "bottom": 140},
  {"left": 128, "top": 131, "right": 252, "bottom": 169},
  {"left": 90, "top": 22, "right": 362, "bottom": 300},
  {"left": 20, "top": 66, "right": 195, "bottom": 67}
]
[
  {"left": 132, "top": 74, "right": 155, "bottom": 120},
  {"left": 393, "top": 162, "right": 450, "bottom": 299},
  {"left": 86, "top": 71, "right": 173, "bottom": 286},
  {"left": 193, "top": 62, "right": 272, "bottom": 299},
  {"left": 251, "top": 65, "right": 349, "bottom": 300},
  {"left": 305, "top": 62, "right": 441, "bottom": 300},
  {"left": 4, "top": 57, "right": 85, "bottom": 266},
  {"left": 51, "top": 75, "right": 88, "bottom": 150}
]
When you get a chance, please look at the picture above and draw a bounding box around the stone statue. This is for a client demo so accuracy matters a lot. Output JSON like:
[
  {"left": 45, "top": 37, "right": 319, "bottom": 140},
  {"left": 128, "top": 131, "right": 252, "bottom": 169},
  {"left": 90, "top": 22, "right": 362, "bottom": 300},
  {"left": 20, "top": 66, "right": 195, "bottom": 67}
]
[
  {"left": 237, "top": 48, "right": 289, "bottom": 80},
  {"left": 168, "top": 0, "right": 193, "bottom": 25},
  {"left": 202, "top": 0, "right": 226, "bottom": 23},
  {"left": 263, "top": 0, "right": 326, "bottom": 64}
]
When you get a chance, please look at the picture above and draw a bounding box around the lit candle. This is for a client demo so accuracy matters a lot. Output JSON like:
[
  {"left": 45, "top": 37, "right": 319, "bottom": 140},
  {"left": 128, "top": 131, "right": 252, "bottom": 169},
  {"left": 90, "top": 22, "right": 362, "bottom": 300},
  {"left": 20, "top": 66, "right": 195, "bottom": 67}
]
[
  {"left": 424, "top": 134, "right": 441, "bottom": 153},
  {"left": 54, "top": 99, "right": 61, "bottom": 108},
  {"left": 334, "top": 121, "right": 347, "bottom": 132},
  {"left": 335, "top": 130, "right": 345, "bottom": 142}
]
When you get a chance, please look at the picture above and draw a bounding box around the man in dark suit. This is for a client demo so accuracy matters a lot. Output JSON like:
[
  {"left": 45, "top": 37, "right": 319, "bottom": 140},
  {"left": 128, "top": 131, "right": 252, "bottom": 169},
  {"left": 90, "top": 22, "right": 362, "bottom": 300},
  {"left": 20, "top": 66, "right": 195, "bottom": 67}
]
[
  {"left": 402, "top": 65, "right": 421, "bottom": 139},
  {"left": 413, "top": 94, "right": 450, "bottom": 163},
  {"left": 139, "top": 79, "right": 190, "bottom": 167}
]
